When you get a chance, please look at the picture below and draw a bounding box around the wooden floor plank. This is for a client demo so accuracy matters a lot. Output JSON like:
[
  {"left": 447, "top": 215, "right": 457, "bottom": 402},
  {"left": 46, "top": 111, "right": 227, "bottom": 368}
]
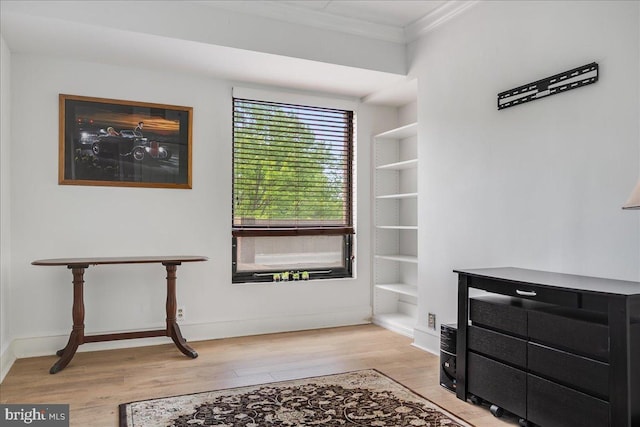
[{"left": 0, "top": 325, "right": 519, "bottom": 426}]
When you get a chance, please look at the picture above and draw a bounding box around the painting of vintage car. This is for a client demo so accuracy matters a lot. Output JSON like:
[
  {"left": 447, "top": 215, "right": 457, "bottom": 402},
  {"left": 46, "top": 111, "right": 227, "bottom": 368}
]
[
  {"left": 90, "top": 129, "right": 172, "bottom": 161},
  {"left": 60, "top": 94, "right": 192, "bottom": 189}
]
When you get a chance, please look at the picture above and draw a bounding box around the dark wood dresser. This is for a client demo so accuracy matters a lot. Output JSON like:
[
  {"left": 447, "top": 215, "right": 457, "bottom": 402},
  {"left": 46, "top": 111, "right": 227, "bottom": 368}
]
[{"left": 454, "top": 267, "right": 639, "bottom": 427}]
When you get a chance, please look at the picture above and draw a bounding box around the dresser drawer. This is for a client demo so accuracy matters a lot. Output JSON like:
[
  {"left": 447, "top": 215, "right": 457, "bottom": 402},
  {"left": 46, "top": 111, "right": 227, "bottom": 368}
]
[
  {"left": 470, "top": 296, "right": 528, "bottom": 337},
  {"left": 528, "top": 308, "right": 609, "bottom": 361},
  {"left": 527, "top": 374, "right": 609, "bottom": 427},
  {"left": 527, "top": 342, "right": 609, "bottom": 399},
  {"left": 467, "top": 352, "right": 526, "bottom": 418},
  {"left": 468, "top": 276, "right": 580, "bottom": 307},
  {"left": 468, "top": 325, "right": 527, "bottom": 368}
]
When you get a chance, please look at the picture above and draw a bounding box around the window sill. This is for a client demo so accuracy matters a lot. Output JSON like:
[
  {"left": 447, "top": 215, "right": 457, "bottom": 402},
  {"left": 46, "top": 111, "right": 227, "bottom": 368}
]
[{"left": 232, "top": 276, "right": 356, "bottom": 286}]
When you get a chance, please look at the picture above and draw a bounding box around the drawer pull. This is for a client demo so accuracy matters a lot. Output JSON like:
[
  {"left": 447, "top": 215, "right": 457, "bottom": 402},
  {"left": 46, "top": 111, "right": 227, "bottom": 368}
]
[{"left": 516, "top": 289, "right": 537, "bottom": 297}]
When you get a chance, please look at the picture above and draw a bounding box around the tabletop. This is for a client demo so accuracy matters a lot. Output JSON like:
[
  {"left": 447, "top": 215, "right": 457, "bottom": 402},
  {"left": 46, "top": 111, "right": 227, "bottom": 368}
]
[{"left": 32, "top": 255, "right": 208, "bottom": 267}]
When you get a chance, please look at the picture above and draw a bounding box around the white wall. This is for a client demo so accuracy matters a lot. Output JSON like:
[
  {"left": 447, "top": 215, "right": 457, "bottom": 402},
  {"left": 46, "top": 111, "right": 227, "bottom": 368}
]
[
  {"left": 409, "top": 1, "right": 640, "bottom": 351},
  {"left": 0, "top": 35, "right": 14, "bottom": 380},
  {"left": 5, "top": 53, "right": 387, "bottom": 364},
  {"left": 5, "top": 0, "right": 638, "bottom": 374}
]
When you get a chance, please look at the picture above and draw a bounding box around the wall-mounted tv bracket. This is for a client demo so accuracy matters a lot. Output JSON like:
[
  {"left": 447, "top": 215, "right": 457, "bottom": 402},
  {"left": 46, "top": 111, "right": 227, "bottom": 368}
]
[{"left": 497, "top": 62, "right": 598, "bottom": 110}]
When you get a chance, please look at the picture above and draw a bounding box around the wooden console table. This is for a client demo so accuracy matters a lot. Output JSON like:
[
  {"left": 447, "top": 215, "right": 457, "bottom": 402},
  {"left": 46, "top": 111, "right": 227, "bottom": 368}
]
[{"left": 32, "top": 256, "right": 208, "bottom": 374}]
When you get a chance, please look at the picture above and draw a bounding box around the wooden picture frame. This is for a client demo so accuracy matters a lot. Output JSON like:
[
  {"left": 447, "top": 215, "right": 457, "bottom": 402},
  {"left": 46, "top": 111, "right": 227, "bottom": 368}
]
[{"left": 59, "top": 94, "right": 193, "bottom": 189}]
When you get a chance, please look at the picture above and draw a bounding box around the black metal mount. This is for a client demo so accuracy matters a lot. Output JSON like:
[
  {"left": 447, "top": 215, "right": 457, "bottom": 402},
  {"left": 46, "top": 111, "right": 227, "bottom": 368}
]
[{"left": 498, "top": 62, "right": 598, "bottom": 110}]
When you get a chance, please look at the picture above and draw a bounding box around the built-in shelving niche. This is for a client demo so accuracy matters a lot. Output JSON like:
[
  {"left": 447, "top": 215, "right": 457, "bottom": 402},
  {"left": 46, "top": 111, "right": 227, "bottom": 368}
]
[{"left": 372, "top": 122, "right": 418, "bottom": 338}]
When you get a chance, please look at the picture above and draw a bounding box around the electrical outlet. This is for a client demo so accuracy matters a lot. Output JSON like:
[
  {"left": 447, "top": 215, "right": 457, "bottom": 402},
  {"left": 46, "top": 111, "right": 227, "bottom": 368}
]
[
  {"left": 428, "top": 312, "right": 436, "bottom": 330},
  {"left": 177, "top": 306, "right": 185, "bottom": 322}
]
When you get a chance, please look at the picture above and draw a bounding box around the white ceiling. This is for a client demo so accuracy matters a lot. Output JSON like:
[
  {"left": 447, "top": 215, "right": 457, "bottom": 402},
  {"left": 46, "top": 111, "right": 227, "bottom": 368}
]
[{"left": 0, "top": 1, "right": 475, "bottom": 105}]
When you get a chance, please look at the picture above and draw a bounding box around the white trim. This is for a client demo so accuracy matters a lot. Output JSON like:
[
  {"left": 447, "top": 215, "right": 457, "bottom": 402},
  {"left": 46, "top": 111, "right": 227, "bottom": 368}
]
[
  {"left": 201, "top": 1, "right": 405, "bottom": 44},
  {"left": 7, "top": 307, "right": 372, "bottom": 361},
  {"left": 0, "top": 341, "right": 16, "bottom": 383},
  {"left": 204, "top": 1, "right": 476, "bottom": 45},
  {"left": 411, "top": 340, "right": 438, "bottom": 356},
  {"left": 372, "top": 313, "right": 415, "bottom": 338},
  {"left": 413, "top": 325, "right": 440, "bottom": 355},
  {"left": 405, "top": 1, "right": 479, "bottom": 42},
  {"left": 232, "top": 87, "right": 358, "bottom": 112}
]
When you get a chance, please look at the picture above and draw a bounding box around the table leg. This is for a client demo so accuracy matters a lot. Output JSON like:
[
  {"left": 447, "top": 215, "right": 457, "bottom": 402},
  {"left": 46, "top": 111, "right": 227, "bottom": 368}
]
[
  {"left": 456, "top": 275, "right": 469, "bottom": 400},
  {"left": 164, "top": 263, "right": 198, "bottom": 358},
  {"left": 50, "top": 266, "right": 87, "bottom": 374}
]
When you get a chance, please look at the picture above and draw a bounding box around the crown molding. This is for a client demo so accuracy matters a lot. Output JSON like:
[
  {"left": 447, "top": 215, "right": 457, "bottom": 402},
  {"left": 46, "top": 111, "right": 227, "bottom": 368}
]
[
  {"left": 197, "top": 1, "right": 477, "bottom": 45},
  {"left": 198, "top": 1, "right": 406, "bottom": 44},
  {"left": 404, "top": 0, "right": 479, "bottom": 43}
]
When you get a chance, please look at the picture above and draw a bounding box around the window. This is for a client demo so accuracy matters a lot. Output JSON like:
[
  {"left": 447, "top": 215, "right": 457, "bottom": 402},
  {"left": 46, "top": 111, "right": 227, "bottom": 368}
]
[{"left": 232, "top": 96, "right": 355, "bottom": 283}]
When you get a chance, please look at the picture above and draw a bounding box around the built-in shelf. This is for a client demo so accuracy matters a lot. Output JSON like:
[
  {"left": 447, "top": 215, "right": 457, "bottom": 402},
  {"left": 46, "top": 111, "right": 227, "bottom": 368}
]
[
  {"left": 375, "top": 283, "right": 418, "bottom": 297},
  {"left": 376, "top": 192, "right": 418, "bottom": 200},
  {"left": 375, "top": 254, "right": 418, "bottom": 263},
  {"left": 376, "top": 159, "right": 418, "bottom": 171},
  {"left": 374, "top": 122, "right": 418, "bottom": 140},
  {"left": 373, "top": 120, "right": 418, "bottom": 340}
]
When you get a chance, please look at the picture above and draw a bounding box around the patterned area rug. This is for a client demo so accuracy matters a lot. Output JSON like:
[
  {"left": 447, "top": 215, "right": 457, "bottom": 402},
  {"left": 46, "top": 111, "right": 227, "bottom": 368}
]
[{"left": 119, "top": 369, "right": 473, "bottom": 426}]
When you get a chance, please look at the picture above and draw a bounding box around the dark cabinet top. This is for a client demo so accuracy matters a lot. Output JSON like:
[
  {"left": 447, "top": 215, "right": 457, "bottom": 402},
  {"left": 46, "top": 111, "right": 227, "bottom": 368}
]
[{"left": 454, "top": 267, "right": 640, "bottom": 296}]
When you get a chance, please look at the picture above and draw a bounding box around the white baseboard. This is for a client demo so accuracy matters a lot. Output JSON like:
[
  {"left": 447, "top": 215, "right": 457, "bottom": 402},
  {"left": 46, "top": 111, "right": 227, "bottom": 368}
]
[
  {"left": 5, "top": 306, "right": 372, "bottom": 372},
  {"left": 371, "top": 313, "right": 415, "bottom": 338},
  {"left": 0, "top": 341, "right": 16, "bottom": 383},
  {"left": 412, "top": 325, "right": 439, "bottom": 355},
  {"left": 184, "top": 306, "right": 371, "bottom": 342}
]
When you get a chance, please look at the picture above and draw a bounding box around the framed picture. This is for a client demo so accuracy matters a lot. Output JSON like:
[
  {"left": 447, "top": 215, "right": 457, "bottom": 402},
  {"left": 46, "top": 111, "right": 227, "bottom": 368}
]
[{"left": 59, "top": 94, "right": 193, "bottom": 189}]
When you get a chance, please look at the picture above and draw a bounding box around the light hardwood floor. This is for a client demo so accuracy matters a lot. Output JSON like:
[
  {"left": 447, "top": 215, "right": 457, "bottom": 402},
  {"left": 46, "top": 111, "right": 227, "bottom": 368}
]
[{"left": 1, "top": 325, "right": 519, "bottom": 426}]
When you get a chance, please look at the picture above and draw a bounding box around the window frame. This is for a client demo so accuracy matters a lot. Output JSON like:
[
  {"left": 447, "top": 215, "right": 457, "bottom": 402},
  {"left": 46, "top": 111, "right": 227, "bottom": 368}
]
[
  {"left": 231, "top": 234, "right": 354, "bottom": 283},
  {"left": 231, "top": 96, "right": 355, "bottom": 283}
]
